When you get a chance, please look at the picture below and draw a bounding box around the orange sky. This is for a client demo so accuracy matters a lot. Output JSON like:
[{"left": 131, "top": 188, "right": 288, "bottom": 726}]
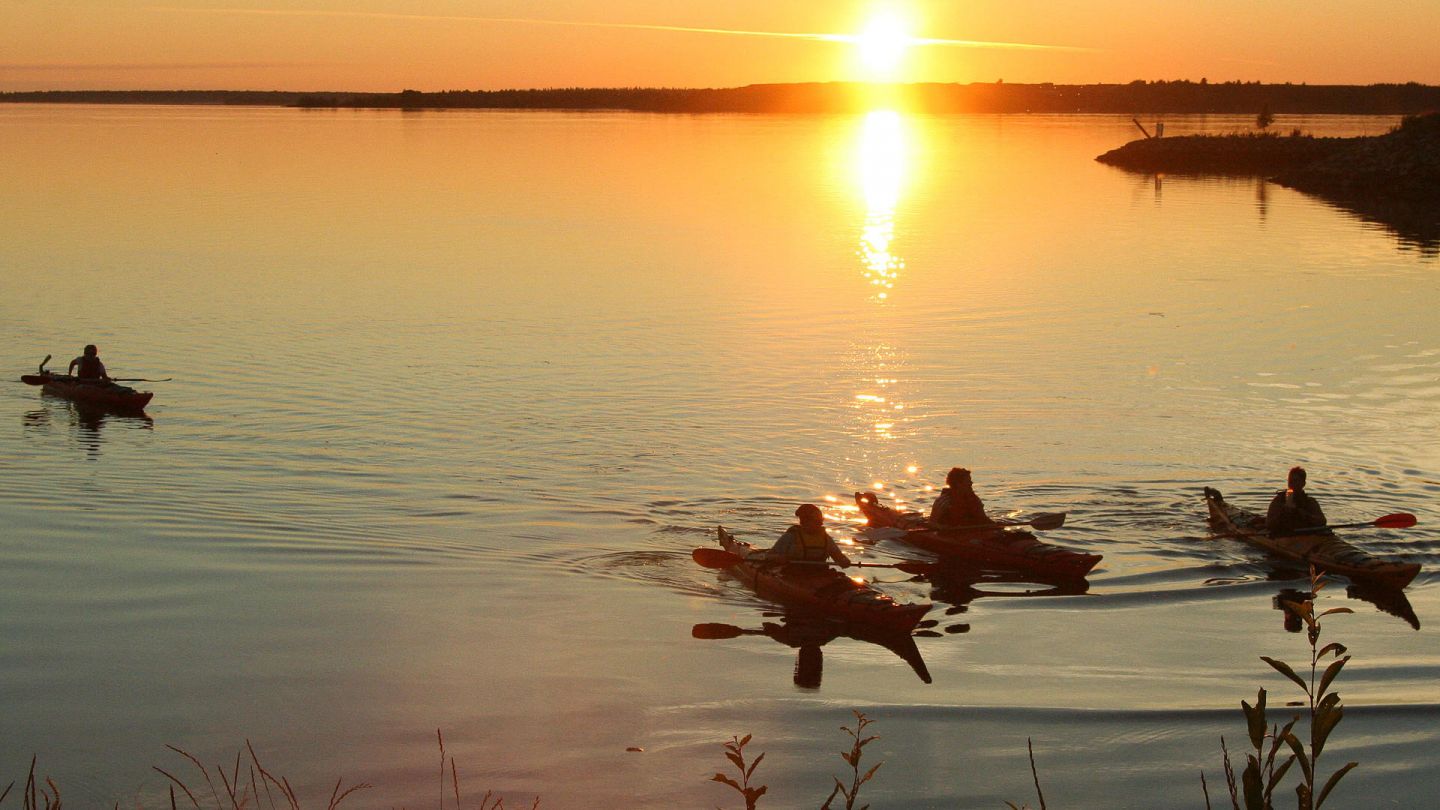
[{"left": 3, "top": 1, "right": 1438, "bottom": 92}]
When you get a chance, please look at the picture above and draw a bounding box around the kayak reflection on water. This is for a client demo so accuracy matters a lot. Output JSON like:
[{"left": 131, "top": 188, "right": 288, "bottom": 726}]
[
  {"left": 693, "top": 615, "right": 931, "bottom": 687},
  {"left": 1270, "top": 576, "right": 1419, "bottom": 631},
  {"left": 22, "top": 400, "right": 153, "bottom": 460},
  {"left": 926, "top": 561, "right": 1090, "bottom": 616}
]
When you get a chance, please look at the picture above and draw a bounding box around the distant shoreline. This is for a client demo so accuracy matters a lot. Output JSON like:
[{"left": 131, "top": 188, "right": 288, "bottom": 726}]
[{"left": 4, "top": 81, "right": 1440, "bottom": 115}]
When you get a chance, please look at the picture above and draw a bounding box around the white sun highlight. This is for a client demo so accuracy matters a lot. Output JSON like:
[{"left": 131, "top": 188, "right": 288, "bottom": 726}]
[{"left": 856, "top": 15, "right": 911, "bottom": 76}]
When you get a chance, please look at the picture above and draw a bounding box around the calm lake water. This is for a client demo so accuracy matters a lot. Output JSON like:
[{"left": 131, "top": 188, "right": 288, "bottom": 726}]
[{"left": 1, "top": 105, "right": 1436, "bottom": 808}]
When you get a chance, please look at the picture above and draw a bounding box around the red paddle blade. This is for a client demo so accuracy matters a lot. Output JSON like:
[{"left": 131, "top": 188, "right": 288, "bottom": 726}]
[
  {"left": 19, "top": 375, "right": 46, "bottom": 386},
  {"left": 894, "top": 561, "right": 935, "bottom": 575},
  {"left": 1374, "top": 513, "right": 1418, "bottom": 529},
  {"left": 692, "top": 547, "right": 743, "bottom": 569},
  {"left": 1030, "top": 512, "right": 1067, "bottom": 531}
]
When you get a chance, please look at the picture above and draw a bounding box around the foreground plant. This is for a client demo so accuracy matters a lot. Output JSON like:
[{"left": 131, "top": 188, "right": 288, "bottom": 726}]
[
  {"left": 1213, "top": 568, "right": 1358, "bottom": 810},
  {"left": 711, "top": 734, "right": 767, "bottom": 810},
  {"left": 822, "top": 711, "right": 883, "bottom": 810},
  {"left": 154, "top": 740, "right": 370, "bottom": 810}
]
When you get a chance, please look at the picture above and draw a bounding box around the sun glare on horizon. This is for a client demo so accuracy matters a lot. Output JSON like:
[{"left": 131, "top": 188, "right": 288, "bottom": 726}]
[{"left": 855, "top": 11, "right": 914, "bottom": 78}]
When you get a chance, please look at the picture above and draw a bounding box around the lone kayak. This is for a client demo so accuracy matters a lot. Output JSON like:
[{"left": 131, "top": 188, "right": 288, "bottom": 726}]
[
  {"left": 23, "top": 371, "right": 154, "bottom": 411},
  {"left": 714, "top": 527, "right": 931, "bottom": 634},
  {"left": 1204, "top": 487, "right": 1420, "bottom": 590},
  {"left": 855, "top": 492, "right": 1101, "bottom": 581}
]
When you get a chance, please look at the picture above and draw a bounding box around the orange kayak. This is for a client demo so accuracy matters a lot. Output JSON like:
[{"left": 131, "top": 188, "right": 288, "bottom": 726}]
[
  {"left": 855, "top": 492, "right": 1101, "bottom": 580},
  {"left": 1204, "top": 487, "right": 1419, "bottom": 589},
  {"left": 23, "top": 372, "right": 154, "bottom": 411},
  {"left": 715, "top": 527, "right": 931, "bottom": 633}
]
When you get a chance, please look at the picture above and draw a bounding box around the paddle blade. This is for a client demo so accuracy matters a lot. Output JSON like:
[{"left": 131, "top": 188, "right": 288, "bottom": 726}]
[
  {"left": 1029, "top": 512, "right": 1067, "bottom": 531},
  {"left": 1374, "top": 513, "right": 1418, "bottom": 529},
  {"left": 19, "top": 375, "right": 46, "bottom": 386},
  {"left": 894, "top": 561, "right": 936, "bottom": 575},
  {"left": 692, "top": 547, "right": 743, "bottom": 569},
  {"left": 692, "top": 623, "right": 746, "bottom": 640}
]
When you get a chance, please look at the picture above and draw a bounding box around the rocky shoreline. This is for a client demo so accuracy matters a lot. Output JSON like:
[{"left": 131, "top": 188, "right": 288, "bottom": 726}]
[
  {"left": 1096, "top": 113, "right": 1440, "bottom": 253},
  {"left": 1097, "top": 112, "right": 1439, "bottom": 196}
]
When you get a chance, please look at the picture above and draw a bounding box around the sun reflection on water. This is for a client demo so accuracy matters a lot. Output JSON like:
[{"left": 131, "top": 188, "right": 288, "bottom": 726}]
[
  {"left": 842, "top": 109, "right": 924, "bottom": 500},
  {"left": 856, "top": 110, "right": 909, "bottom": 301}
]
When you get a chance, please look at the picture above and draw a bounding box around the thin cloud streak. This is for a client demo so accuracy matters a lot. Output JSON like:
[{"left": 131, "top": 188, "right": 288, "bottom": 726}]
[
  {"left": 145, "top": 6, "right": 1095, "bottom": 52},
  {"left": 1, "top": 62, "right": 325, "bottom": 71}
]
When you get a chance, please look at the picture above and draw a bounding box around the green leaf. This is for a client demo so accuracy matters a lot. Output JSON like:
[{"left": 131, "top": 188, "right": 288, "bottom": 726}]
[
  {"left": 1243, "top": 690, "right": 1267, "bottom": 750},
  {"left": 1242, "top": 759, "right": 1264, "bottom": 810},
  {"left": 1317, "top": 692, "right": 1341, "bottom": 713},
  {"left": 1316, "top": 642, "right": 1347, "bottom": 659},
  {"left": 1285, "top": 734, "right": 1312, "bottom": 785},
  {"left": 1312, "top": 706, "right": 1343, "bottom": 760},
  {"left": 1261, "top": 656, "right": 1309, "bottom": 694},
  {"left": 1315, "top": 762, "right": 1358, "bottom": 809},
  {"left": 712, "top": 774, "right": 740, "bottom": 790},
  {"left": 1266, "top": 757, "right": 1295, "bottom": 795},
  {"left": 1317, "top": 656, "right": 1349, "bottom": 699},
  {"left": 746, "top": 752, "right": 765, "bottom": 780},
  {"left": 1318, "top": 607, "right": 1353, "bottom": 617},
  {"left": 1270, "top": 717, "right": 1299, "bottom": 763}
]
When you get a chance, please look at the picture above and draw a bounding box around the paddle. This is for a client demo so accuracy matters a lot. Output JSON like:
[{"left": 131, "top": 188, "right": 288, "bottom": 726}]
[
  {"left": 1294, "top": 513, "right": 1417, "bottom": 533},
  {"left": 18, "top": 374, "right": 169, "bottom": 385},
  {"left": 691, "top": 547, "right": 932, "bottom": 575},
  {"left": 935, "top": 512, "right": 1067, "bottom": 533},
  {"left": 692, "top": 622, "right": 765, "bottom": 640}
]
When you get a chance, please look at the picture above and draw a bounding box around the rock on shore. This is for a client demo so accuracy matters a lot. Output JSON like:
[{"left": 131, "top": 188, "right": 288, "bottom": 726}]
[{"left": 1273, "top": 113, "right": 1440, "bottom": 200}]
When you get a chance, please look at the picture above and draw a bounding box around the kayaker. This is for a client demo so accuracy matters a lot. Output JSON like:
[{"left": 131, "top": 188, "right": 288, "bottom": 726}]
[
  {"left": 1266, "top": 466, "right": 1326, "bottom": 536},
  {"left": 766, "top": 504, "right": 853, "bottom": 568},
  {"left": 66, "top": 345, "right": 109, "bottom": 382},
  {"left": 929, "top": 467, "right": 996, "bottom": 529}
]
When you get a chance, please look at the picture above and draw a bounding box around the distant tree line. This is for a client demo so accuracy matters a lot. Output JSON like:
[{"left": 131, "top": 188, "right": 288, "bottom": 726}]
[{"left": 6, "top": 81, "right": 1440, "bottom": 115}]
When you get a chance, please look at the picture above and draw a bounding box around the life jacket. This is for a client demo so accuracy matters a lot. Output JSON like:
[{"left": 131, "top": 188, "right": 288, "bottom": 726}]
[
  {"left": 790, "top": 525, "right": 831, "bottom": 563},
  {"left": 931, "top": 487, "right": 987, "bottom": 527},
  {"left": 75, "top": 355, "right": 105, "bottom": 380}
]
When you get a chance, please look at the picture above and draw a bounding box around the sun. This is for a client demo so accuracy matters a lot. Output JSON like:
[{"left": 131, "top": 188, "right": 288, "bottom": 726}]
[{"left": 855, "top": 12, "right": 912, "bottom": 77}]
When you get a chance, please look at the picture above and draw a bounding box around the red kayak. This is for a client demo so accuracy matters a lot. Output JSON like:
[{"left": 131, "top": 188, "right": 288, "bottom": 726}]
[
  {"left": 716, "top": 527, "right": 931, "bottom": 634},
  {"left": 22, "top": 372, "right": 154, "bottom": 411},
  {"left": 855, "top": 492, "right": 1101, "bottom": 580}
]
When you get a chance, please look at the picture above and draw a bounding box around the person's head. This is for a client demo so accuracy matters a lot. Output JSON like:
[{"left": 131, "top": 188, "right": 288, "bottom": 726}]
[
  {"left": 795, "top": 503, "right": 824, "bottom": 530},
  {"left": 1287, "top": 466, "right": 1307, "bottom": 491},
  {"left": 83, "top": 344, "right": 98, "bottom": 357},
  {"left": 946, "top": 467, "right": 973, "bottom": 489}
]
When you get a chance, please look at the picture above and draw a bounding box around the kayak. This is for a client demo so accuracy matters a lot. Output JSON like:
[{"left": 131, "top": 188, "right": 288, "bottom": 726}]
[
  {"left": 1204, "top": 487, "right": 1420, "bottom": 590},
  {"left": 855, "top": 492, "right": 1101, "bottom": 580},
  {"left": 22, "top": 372, "right": 154, "bottom": 411},
  {"left": 715, "top": 527, "right": 931, "bottom": 634}
]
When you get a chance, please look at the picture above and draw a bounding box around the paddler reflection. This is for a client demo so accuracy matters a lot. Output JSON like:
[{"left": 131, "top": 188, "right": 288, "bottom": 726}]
[
  {"left": 926, "top": 561, "right": 1090, "bottom": 614},
  {"left": 692, "top": 614, "right": 931, "bottom": 688},
  {"left": 1270, "top": 577, "right": 1419, "bottom": 631}
]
